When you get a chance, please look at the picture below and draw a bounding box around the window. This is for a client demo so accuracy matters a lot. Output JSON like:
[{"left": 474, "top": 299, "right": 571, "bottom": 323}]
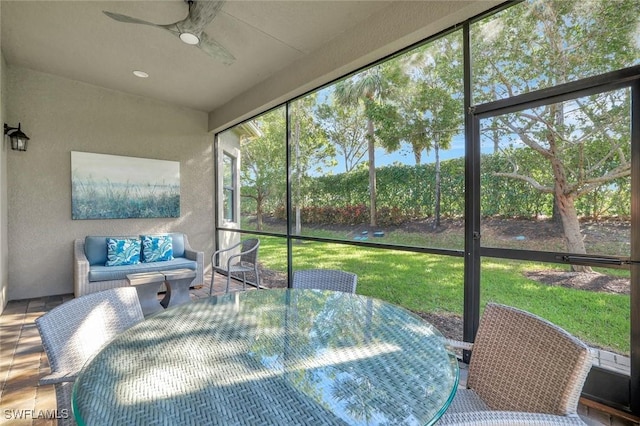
[
  {"left": 222, "top": 153, "right": 236, "bottom": 222},
  {"left": 289, "top": 30, "right": 465, "bottom": 251},
  {"left": 216, "top": 0, "right": 640, "bottom": 413}
]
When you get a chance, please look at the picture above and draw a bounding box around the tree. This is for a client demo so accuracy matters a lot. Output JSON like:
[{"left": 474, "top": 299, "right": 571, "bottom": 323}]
[
  {"left": 414, "top": 34, "right": 464, "bottom": 228},
  {"left": 370, "top": 33, "right": 463, "bottom": 228},
  {"left": 290, "top": 94, "right": 334, "bottom": 235},
  {"left": 240, "top": 109, "right": 286, "bottom": 230},
  {"left": 472, "top": 0, "right": 638, "bottom": 271},
  {"left": 417, "top": 86, "right": 461, "bottom": 228},
  {"left": 334, "top": 67, "right": 384, "bottom": 227},
  {"left": 316, "top": 101, "right": 368, "bottom": 173}
]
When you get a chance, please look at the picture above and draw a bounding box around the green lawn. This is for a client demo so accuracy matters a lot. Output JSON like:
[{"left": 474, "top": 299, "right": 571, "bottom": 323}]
[{"left": 256, "top": 235, "right": 630, "bottom": 355}]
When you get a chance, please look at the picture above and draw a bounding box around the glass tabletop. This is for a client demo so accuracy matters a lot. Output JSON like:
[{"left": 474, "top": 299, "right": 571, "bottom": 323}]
[{"left": 73, "top": 289, "right": 458, "bottom": 425}]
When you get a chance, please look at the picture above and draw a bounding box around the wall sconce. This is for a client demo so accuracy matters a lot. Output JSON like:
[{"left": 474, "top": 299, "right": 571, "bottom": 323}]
[{"left": 4, "top": 123, "right": 30, "bottom": 151}]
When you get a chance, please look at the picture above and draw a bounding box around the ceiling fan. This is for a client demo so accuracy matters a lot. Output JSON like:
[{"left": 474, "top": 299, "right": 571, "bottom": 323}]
[{"left": 103, "top": 0, "right": 235, "bottom": 65}]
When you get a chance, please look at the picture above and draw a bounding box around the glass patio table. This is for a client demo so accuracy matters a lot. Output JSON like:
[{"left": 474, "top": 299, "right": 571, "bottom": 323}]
[{"left": 72, "top": 289, "right": 459, "bottom": 425}]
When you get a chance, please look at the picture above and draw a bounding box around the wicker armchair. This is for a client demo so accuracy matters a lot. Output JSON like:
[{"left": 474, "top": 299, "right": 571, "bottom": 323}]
[
  {"left": 292, "top": 269, "right": 357, "bottom": 294},
  {"left": 440, "top": 303, "right": 592, "bottom": 425},
  {"left": 35, "top": 287, "right": 144, "bottom": 426},
  {"left": 211, "top": 238, "right": 260, "bottom": 294}
]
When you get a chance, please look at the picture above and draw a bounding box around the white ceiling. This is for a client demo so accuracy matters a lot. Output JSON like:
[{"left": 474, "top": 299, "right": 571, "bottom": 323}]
[
  {"left": 1, "top": 1, "right": 396, "bottom": 112},
  {"left": 1, "top": 1, "right": 500, "bottom": 117}
]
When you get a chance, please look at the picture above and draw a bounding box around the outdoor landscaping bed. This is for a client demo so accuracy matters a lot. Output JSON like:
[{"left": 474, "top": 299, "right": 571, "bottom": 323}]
[{"left": 524, "top": 270, "right": 630, "bottom": 295}]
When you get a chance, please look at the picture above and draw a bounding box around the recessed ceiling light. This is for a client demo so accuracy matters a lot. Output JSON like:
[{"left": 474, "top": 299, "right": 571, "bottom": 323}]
[
  {"left": 179, "top": 32, "right": 200, "bottom": 45},
  {"left": 133, "top": 70, "right": 149, "bottom": 78}
]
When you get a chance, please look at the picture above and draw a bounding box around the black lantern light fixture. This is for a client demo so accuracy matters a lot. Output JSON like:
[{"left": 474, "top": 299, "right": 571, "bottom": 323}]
[{"left": 4, "top": 123, "right": 30, "bottom": 151}]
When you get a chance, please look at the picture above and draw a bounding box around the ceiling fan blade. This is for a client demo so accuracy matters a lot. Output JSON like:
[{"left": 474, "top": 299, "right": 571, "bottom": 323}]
[
  {"left": 198, "top": 31, "right": 235, "bottom": 65},
  {"left": 103, "top": 2, "right": 234, "bottom": 65},
  {"left": 102, "top": 11, "right": 164, "bottom": 28}
]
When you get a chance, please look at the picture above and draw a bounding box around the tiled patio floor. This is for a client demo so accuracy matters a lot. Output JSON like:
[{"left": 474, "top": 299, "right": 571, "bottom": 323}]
[{"left": 0, "top": 273, "right": 636, "bottom": 425}]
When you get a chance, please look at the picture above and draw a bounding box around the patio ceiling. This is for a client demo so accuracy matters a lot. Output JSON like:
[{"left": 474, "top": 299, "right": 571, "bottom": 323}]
[{"left": 1, "top": 1, "right": 500, "bottom": 118}]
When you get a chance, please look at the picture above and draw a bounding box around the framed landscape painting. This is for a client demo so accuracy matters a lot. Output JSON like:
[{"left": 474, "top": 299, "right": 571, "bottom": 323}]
[{"left": 71, "top": 151, "right": 180, "bottom": 219}]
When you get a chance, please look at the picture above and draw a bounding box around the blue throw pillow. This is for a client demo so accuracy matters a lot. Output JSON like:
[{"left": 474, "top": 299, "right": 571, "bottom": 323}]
[
  {"left": 141, "top": 235, "right": 174, "bottom": 263},
  {"left": 105, "top": 238, "right": 141, "bottom": 266}
]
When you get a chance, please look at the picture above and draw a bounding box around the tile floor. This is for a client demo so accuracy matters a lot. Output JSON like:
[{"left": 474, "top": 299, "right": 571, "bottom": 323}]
[{"left": 0, "top": 273, "right": 637, "bottom": 425}]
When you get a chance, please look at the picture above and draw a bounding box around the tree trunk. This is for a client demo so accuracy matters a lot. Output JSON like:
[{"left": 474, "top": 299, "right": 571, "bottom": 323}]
[
  {"left": 551, "top": 102, "right": 565, "bottom": 225},
  {"left": 546, "top": 102, "right": 591, "bottom": 271},
  {"left": 491, "top": 119, "right": 500, "bottom": 154},
  {"left": 555, "top": 187, "right": 592, "bottom": 273},
  {"left": 552, "top": 195, "right": 562, "bottom": 224},
  {"left": 256, "top": 194, "right": 264, "bottom": 231},
  {"left": 367, "top": 118, "right": 377, "bottom": 227},
  {"left": 433, "top": 141, "right": 441, "bottom": 229}
]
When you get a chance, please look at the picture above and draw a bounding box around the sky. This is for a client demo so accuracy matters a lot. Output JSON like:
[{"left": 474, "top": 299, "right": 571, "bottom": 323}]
[{"left": 329, "top": 134, "right": 467, "bottom": 175}]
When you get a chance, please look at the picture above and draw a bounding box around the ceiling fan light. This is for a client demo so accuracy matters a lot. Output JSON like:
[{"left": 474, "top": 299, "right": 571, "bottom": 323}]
[{"left": 179, "top": 32, "right": 199, "bottom": 45}]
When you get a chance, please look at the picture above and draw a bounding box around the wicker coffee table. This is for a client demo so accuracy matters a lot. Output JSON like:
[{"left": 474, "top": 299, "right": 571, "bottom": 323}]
[{"left": 73, "top": 289, "right": 459, "bottom": 425}]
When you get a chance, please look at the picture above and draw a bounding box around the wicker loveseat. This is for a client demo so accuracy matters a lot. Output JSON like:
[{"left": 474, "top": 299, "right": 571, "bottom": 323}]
[{"left": 74, "top": 233, "right": 204, "bottom": 297}]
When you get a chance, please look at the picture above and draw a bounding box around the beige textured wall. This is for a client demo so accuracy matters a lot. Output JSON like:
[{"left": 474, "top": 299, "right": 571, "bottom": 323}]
[
  {"left": 1, "top": 46, "right": 8, "bottom": 311},
  {"left": 6, "top": 67, "right": 214, "bottom": 300}
]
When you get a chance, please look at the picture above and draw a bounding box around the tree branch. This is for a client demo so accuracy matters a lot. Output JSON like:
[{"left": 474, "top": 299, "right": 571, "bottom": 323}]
[
  {"left": 575, "top": 165, "right": 631, "bottom": 196},
  {"left": 493, "top": 172, "right": 554, "bottom": 193},
  {"left": 501, "top": 119, "right": 553, "bottom": 158}
]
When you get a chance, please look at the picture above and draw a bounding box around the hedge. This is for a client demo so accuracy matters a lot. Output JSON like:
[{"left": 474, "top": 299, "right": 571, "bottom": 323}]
[{"left": 251, "top": 153, "right": 630, "bottom": 225}]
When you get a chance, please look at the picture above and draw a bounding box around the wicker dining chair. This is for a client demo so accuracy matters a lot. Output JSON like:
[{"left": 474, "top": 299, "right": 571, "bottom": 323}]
[
  {"left": 292, "top": 269, "right": 358, "bottom": 294},
  {"left": 211, "top": 238, "right": 260, "bottom": 294},
  {"left": 35, "top": 287, "right": 144, "bottom": 426},
  {"left": 440, "top": 303, "right": 593, "bottom": 425}
]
